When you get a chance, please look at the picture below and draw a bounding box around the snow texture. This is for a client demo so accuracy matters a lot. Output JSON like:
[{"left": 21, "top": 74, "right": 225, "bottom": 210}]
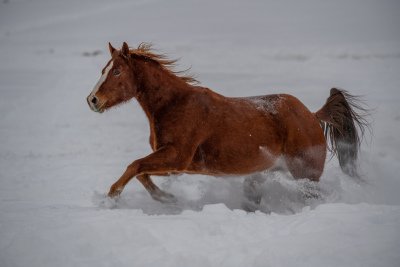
[{"left": 1, "top": 0, "right": 400, "bottom": 266}]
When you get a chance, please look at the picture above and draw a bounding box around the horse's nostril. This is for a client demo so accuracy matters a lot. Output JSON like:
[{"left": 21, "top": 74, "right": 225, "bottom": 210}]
[{"left": 91, "top": 96, "right": 98, "bottom": 105}]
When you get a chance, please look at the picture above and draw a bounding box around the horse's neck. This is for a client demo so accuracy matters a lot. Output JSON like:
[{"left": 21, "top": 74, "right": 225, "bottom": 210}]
[{"left": 135, "top": 61, "right": 190, "bottom": 121}]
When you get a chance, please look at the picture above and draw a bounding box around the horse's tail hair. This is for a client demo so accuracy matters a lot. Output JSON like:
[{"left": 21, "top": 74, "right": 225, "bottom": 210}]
[{"left": 315, "top": 88, "right": 370, "bottom": 177}]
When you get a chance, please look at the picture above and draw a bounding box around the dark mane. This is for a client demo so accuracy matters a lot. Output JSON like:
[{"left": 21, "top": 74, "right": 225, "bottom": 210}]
[{"left": 129, "top": 43, "right": 198, "bottom": 85}]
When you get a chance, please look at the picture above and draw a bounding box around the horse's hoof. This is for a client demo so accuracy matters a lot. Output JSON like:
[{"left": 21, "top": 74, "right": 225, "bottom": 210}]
[
  {"left": 241, "top": 199, "right": 260, "bottom": 212},
  {"left": 151, "top": 190, "right": 177, "bottom": 204},
  {"left": 108, "top": 185, "right": 123, "bottom": 198},
  {"left": 107, "top": 192, "right": 120, "bottom": 199}
]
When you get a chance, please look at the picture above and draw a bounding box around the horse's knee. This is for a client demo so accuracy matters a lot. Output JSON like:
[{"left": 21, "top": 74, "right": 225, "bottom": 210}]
[{"left": 125, "top": 161, "right": 139, "bottom": 177}]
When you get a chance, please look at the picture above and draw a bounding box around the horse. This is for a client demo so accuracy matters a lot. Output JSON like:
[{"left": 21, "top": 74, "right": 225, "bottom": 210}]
[{"left": 86, "top": 42, "right": 369, "bottom": 204}]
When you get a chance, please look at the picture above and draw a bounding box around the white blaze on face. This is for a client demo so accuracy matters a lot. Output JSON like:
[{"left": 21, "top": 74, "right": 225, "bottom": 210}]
[{"left": 90, "top": 60, "right": 114, "bottom": 97}]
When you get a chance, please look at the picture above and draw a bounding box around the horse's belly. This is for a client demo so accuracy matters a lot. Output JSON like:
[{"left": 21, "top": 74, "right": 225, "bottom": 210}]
[{"left": 189, "top": 143, "right": 279, "bottom": 175}]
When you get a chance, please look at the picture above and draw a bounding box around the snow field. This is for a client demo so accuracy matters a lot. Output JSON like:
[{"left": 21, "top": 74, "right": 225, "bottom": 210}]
[{"left": 1, "top": 0, "right": 400, "bottom": 266}]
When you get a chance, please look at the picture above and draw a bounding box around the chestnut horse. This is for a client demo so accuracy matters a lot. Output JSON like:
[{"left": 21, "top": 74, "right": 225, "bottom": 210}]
[{"left": 87, "top": 42, "right": 368, "bottom": 203}]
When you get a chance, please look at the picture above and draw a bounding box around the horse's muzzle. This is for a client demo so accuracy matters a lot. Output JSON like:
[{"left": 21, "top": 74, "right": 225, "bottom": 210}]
[{"left": 87, "top": 95, "right": 103, "bottom": 113}]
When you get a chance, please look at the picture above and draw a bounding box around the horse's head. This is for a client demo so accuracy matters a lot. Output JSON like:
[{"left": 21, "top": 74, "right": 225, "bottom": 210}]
[{"left": 87, "top": 42, "right": 137, "bottom": 113}]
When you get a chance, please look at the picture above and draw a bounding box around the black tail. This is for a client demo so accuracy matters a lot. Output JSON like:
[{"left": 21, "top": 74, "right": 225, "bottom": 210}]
[{"left": 315, "top": 88, "right": 370, "bottom": 177}]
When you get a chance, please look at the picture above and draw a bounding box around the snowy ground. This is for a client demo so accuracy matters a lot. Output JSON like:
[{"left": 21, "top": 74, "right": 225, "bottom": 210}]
[{"left": 1, "top": 0, "right": 400, "bottom": 266}]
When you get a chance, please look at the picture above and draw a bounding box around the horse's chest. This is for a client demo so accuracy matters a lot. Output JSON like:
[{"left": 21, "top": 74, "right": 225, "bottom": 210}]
[
  {"left": 148, "top": 122, "right": 158, "bottom": 151},
  {"left": 148, "top": 121, "right": 170, "bottom": 151}
]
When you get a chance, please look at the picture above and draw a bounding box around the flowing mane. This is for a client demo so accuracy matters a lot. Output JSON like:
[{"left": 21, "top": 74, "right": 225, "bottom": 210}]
[{"left": 129, "top": 43, "right": 198, "bottom": 85}]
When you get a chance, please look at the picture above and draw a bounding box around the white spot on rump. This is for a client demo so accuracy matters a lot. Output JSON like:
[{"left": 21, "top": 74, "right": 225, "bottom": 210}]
[{"left": 90, "top": 61, "right": 113, "bottom": 96}]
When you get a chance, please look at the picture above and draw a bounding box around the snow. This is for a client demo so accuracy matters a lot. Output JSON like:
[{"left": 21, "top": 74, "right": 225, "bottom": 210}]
[
  {"left": 1, "top": 0, "right": 400, "bottom": 266},
  {"left": 1, "top": 203, "right": 400, "bottom": 267}
]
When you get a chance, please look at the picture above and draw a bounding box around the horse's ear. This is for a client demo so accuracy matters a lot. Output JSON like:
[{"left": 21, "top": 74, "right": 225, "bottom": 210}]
[
  {"left": 121, "top": 42, "right": 130, "bottom": 58},
  {"left": 109, "top": 42, "right": 116, "bottom": 55}
]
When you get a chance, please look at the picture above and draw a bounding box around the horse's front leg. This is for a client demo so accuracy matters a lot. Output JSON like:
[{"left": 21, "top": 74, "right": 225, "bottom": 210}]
[
  {"left": 136, "top": 174, "right": 176, "bottom": 203},
  {"left": 108, "top": 145, "right": 192, "bottom": 199}
]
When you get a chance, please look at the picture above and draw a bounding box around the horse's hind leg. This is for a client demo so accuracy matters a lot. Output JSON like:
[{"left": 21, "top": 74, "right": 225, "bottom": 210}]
[
  {"left": 285, "top": 145, "right": 326, "bottom": 182},
  {"left": 286, "top": 157, "right": 322, "bottom": 182},
  {"left": 243, "top": 173, "right": 266, "bottom": 211},
  {"left": 285, "top": 151, "right": 324, "bottom": 199},
  {"left": 137, "top": 174, "right": 176, "bottom": 203}
]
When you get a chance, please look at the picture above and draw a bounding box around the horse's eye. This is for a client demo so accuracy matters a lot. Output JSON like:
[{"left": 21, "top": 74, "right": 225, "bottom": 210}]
[{"left": 113, "top": 69, "right": 121, "bottom": 76}]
